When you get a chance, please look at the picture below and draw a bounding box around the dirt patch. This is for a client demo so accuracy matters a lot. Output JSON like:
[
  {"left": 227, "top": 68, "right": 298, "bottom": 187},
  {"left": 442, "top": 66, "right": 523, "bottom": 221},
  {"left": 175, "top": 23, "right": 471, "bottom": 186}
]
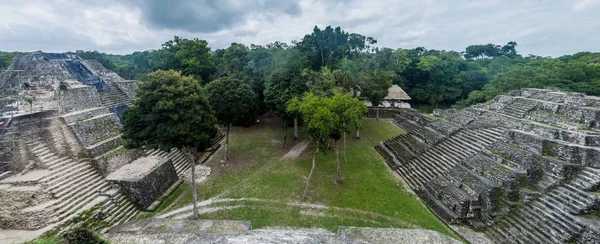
[{"left": 182, "top": 165, "right": 211, "bottom": 184}]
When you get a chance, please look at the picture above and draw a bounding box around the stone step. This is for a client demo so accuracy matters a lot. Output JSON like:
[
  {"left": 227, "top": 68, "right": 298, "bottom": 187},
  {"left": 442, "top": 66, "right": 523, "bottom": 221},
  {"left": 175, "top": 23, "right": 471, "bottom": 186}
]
[
  {"left": 47, "top": 157, "right": 77, "bottom": 170},
  {"left": 530, "top": 200, "right": 581, "bottom": 235},
  {"left": 508, "top": 211, "right": 560, "bottom": 243},
  {"left": 500, "top": 219, "right": 537, "bottom": 244},
  {"left": 395, "top": 168, "right": 420, "bottom": 189},
  {"left": 545, "top": 190, "right": 588, "bottom": 215},
  {"left": 54, "top": 171, "right": 105, "bottom": 199},
  {"left": 396, "top": 160, "right": 427, "bottom": 190},
  {"left": 112, "top": 202, "right": 139, "bottom": 226},
  {"left": 47, "top": 157, "right": 79, "bottom": 173},
  {"left": 106, "top": 200, "right": 138, "bottom": 228},
  {"left": 32, "top": 147, "right": 52, "bottom": 158},
  {"left": 45, "top": 163, "right": 93, "bottom": 188},
  {"left": 416, "top": 147, "right": 454, "bottom": 170},
  {"left": 557, "top": 185, "right": 597, "bottom": 205},
  {"left": 487, "top": 226, "right": 516, "bottom": 244},
  {"left": 522, "top": 204, "right": 575, "bottom": 242},
  {"left": 51, "top": 168, "right": 98, "bottom": 196},
  {"left": 60, "top": 107, "right": 109, "bottom": 124},
  {"left": 519, "top": 205, "right": 569, "bottom": 242},
  {"left": 56, "top": 181, "right": 111, "bottom": 220}
]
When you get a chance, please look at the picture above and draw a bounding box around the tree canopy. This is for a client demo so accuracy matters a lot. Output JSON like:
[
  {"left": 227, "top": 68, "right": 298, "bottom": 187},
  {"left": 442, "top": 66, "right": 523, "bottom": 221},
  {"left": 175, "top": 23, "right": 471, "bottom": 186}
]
[
  {"left": 3, "top": 25, "right": 599, "bottom": 112},
  {"left": 121, "top": 69, "right": 217, "bottom": 151}
]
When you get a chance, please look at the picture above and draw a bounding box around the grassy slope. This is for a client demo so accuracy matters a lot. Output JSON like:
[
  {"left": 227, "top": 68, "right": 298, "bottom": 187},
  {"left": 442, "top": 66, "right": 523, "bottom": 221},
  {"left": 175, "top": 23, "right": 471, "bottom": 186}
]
[{"left": 140, "top": 116, "right": 456, "bottom": 238}]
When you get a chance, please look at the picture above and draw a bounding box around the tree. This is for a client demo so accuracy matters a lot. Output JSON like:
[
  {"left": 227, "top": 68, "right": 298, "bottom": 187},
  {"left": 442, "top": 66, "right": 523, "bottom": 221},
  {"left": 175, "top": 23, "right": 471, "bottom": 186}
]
[
  {"left": 264, "top": 65, "right": 308, "bottom": 147},
  {"left": 333, "top": 58, "right": 360, "bottom": 96},
  {"left": 360, "top": 69, "right": 394, "bottom": 119},
  {"left": 121, "top": 70, "right": 218, "bottom": 219},
  {"left": 205, "top": 77, "right": 258, "bottom": 160},
  {"left": 57, "top": 81, "right": 69, "bottom": 115},
  {"left": 330, "top": 92, "right": 367, "bottom": 183},
  {"left": 160, "top": 36, "right": 216, "bottom": 82},
  {"left": 287, "top": 93, "right": 334, "bottom": 199}
]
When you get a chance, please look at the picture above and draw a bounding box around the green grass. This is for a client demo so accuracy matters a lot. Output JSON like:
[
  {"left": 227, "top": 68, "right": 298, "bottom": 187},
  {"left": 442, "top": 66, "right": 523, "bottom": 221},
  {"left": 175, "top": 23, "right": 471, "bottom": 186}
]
[
  {"left": 24, "top": 237, "right": 63, "bottom": 244},
  {"left": 141, "top": 116, "right": 458, "bottom": 239}
]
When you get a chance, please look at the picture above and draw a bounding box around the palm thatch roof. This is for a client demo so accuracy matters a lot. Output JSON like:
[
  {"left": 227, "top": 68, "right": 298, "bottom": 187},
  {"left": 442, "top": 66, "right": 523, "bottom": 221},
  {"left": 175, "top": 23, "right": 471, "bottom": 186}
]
[{"left": 384, "top": 85, "right": 411, "bottom": 100}]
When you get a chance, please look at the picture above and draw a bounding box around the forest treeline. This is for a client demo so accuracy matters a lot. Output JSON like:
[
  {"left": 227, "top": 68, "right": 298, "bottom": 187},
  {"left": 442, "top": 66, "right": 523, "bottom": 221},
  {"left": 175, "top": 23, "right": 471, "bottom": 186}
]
[{"left": 1, "top": 26, "right": 600, "bottom": 110}]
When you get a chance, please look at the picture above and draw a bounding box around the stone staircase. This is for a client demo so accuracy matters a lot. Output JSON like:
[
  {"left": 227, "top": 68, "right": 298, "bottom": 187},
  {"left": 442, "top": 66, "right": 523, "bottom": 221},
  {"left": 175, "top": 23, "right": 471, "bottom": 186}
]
[
  {"left": 145, "top": 148, "right": 192, "bottom": 177},
  {"left": 20, "top": 139, "right": 144, "bottom": 233},
  {"left": 97, "top": 189, "right": 140, "bottom": 232},
  {"left": 24, "top": 140, "right": 111, "bottom": 224},
  {"left": 380, "top": 128, "right": 504, "bottom": 190},
  {"left": 485, "top": 168, "right": 600, "bottom": 243},
  {"left": 98, "top": 82, "right": 131, "bottom": 108},
  {"left": 501, "top": 98, "right": 537, "bottom": 118}
]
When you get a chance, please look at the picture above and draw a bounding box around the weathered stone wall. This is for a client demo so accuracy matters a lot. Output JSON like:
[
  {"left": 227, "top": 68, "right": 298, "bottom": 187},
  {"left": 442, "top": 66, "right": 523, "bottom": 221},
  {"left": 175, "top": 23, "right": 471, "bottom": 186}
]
[
  {"left": 106, "top": 156, "right": 179, "bottom": 210},
  {"left": 81, "top": 60, "right": 124, "bottom": 85},
  {"left": 69, "top": 113, "right": 121, "bottom": 147},
  {"left": 0, "top": 186, "right": 54, "bottom": 230},
  {"left": 94, "top": 147, "right": 143, "bottom": 177},
  {"left": 60, "top": 86, "right": 102, "bottom": 114},
  {"left": 61, "top": 107, "right": 109, "bottom": 125}
]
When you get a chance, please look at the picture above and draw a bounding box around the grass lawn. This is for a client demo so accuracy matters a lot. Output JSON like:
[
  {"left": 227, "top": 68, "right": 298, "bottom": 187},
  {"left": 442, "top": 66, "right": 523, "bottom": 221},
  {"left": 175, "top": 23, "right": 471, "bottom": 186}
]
[{"left": 138, "top": 115, "right": 457, "bottom": 239}]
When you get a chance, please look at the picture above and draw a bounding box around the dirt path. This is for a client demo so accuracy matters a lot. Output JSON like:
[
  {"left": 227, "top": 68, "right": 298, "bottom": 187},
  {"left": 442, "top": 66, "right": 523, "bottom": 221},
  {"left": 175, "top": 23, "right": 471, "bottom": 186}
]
[
  {"left": 157, "top": 197, "right": 417, "bottom": 228},
  {"left": 281, "top": 140, "right": 309, "bottom": 160}
]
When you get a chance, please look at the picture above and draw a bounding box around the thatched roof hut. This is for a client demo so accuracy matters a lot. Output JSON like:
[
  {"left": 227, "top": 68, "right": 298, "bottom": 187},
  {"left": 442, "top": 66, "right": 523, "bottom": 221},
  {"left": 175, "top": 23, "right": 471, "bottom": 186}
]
[{"left": 384, "top": 85, "right": 411, "bottom": 101}]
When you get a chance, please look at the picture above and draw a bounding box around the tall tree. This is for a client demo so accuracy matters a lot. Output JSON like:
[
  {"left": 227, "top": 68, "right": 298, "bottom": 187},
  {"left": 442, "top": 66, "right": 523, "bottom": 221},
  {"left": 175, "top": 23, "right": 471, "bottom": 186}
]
[
  {"left": 330, "top": 92, "right": 367, "bottom": 183},
  {"left": 288, "top": 93, "right": 334, "bottom": 199},
  {"left": 206, "top": 77, "right": 258, "bottom": 160},
  {"left": 160, "top": 36, "right": 216, "bottom": 82},
  {"left": 360, "top": 69, "right": 394, "bottom": 119},
  {"left": 121, "top": 70, "right": 218, "bottom": 219},
  {"left": 333, "top": 58, "right": 360, "bottom": 96},
  {"left": 264, "top": 63, "right": 308, "bottom": 147}
]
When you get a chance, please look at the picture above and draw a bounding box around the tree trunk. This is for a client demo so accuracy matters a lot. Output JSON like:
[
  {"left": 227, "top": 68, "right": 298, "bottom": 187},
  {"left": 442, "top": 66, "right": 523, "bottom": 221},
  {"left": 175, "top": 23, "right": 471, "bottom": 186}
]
[
  {"left": 303, "top": 143, "right": 319, "bottom": 199},
  {"left": 187, "top": 148, "right": 199, "bottom": 219},
  {"left": 355, "top": 127, "right": 360, "bottom": 139},
  {"left": 293, "top": 117, "right": 298, "bottom": 140},
  {"left": 343, "top": 122, "right": 347, "bottom": 164},
  {"left": 376, "top": 107, "right": 380, "bottom": 120},
  {"left": 335, "top": 139, "right": 342, "bottom": 183},
  {"left": 282, "top": 121, "right": 287, "bottom": 149},
  {"left": 224, "top": 123, "right": 230, "bottom": 161},
  {"left": 327, "top": 138, "right": 331, "bottom": 150}
]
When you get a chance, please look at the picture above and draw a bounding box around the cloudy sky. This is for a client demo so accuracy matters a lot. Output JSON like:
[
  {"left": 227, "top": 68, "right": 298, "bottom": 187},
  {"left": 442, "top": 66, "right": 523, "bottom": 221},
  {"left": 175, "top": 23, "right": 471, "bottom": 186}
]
[{"left": 1, "top": 0, "right": 599, "bottom": 57}]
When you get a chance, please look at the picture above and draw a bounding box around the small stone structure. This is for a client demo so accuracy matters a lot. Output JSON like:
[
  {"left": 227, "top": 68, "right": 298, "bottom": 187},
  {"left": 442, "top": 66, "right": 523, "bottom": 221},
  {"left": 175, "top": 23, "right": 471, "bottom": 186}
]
[
  {"left": 106, "top": 156, "right": 179, "bottom": 210},
  {"left": 376, "top": 88, "right": 600, "bottom": 243}
]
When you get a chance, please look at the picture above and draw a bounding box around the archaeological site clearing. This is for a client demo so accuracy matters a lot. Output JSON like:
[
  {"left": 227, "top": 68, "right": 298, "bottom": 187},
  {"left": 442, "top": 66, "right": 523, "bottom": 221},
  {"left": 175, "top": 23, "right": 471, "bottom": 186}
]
[{"left": 0, "top": 52, "right": 599, "bottom": 244}]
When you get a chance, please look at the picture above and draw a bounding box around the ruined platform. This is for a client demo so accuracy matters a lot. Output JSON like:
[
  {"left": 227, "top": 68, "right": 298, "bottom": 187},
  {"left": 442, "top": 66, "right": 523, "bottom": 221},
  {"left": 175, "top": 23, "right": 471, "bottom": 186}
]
[
  {"left": 103, "top": 219, "right": 460, "bottom": 244},
  {"left": 376, "top": 88, "right": 600, "bottom": 243},
  {"left": 107, "top": 156, "right": 179, "bottom": 210}
]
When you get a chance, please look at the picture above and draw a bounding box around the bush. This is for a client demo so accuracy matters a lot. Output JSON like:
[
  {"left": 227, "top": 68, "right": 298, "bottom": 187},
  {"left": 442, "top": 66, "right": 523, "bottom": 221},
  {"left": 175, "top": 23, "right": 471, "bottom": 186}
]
[{"left": 62, "top": 226, "right": 108, "bottom": 244}]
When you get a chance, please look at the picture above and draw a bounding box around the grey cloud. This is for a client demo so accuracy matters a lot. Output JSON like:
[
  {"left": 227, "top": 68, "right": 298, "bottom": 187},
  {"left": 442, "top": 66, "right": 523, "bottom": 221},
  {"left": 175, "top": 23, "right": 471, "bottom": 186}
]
[
  {"left": 0, "top": 0, "right": 599, "bottom": 57},
  {"left": 127, "top": 0, "right": 301, "bottom": 33}
]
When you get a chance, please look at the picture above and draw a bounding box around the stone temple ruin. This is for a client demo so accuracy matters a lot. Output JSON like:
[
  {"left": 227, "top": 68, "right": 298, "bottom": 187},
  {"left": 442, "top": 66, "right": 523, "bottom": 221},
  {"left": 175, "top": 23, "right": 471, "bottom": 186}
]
[
  {"left": 0, "top": 53, "right": 222, "bottom": 240},
  {"left": 377, "top": 88, "right": 600, "bottom": 243}
]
